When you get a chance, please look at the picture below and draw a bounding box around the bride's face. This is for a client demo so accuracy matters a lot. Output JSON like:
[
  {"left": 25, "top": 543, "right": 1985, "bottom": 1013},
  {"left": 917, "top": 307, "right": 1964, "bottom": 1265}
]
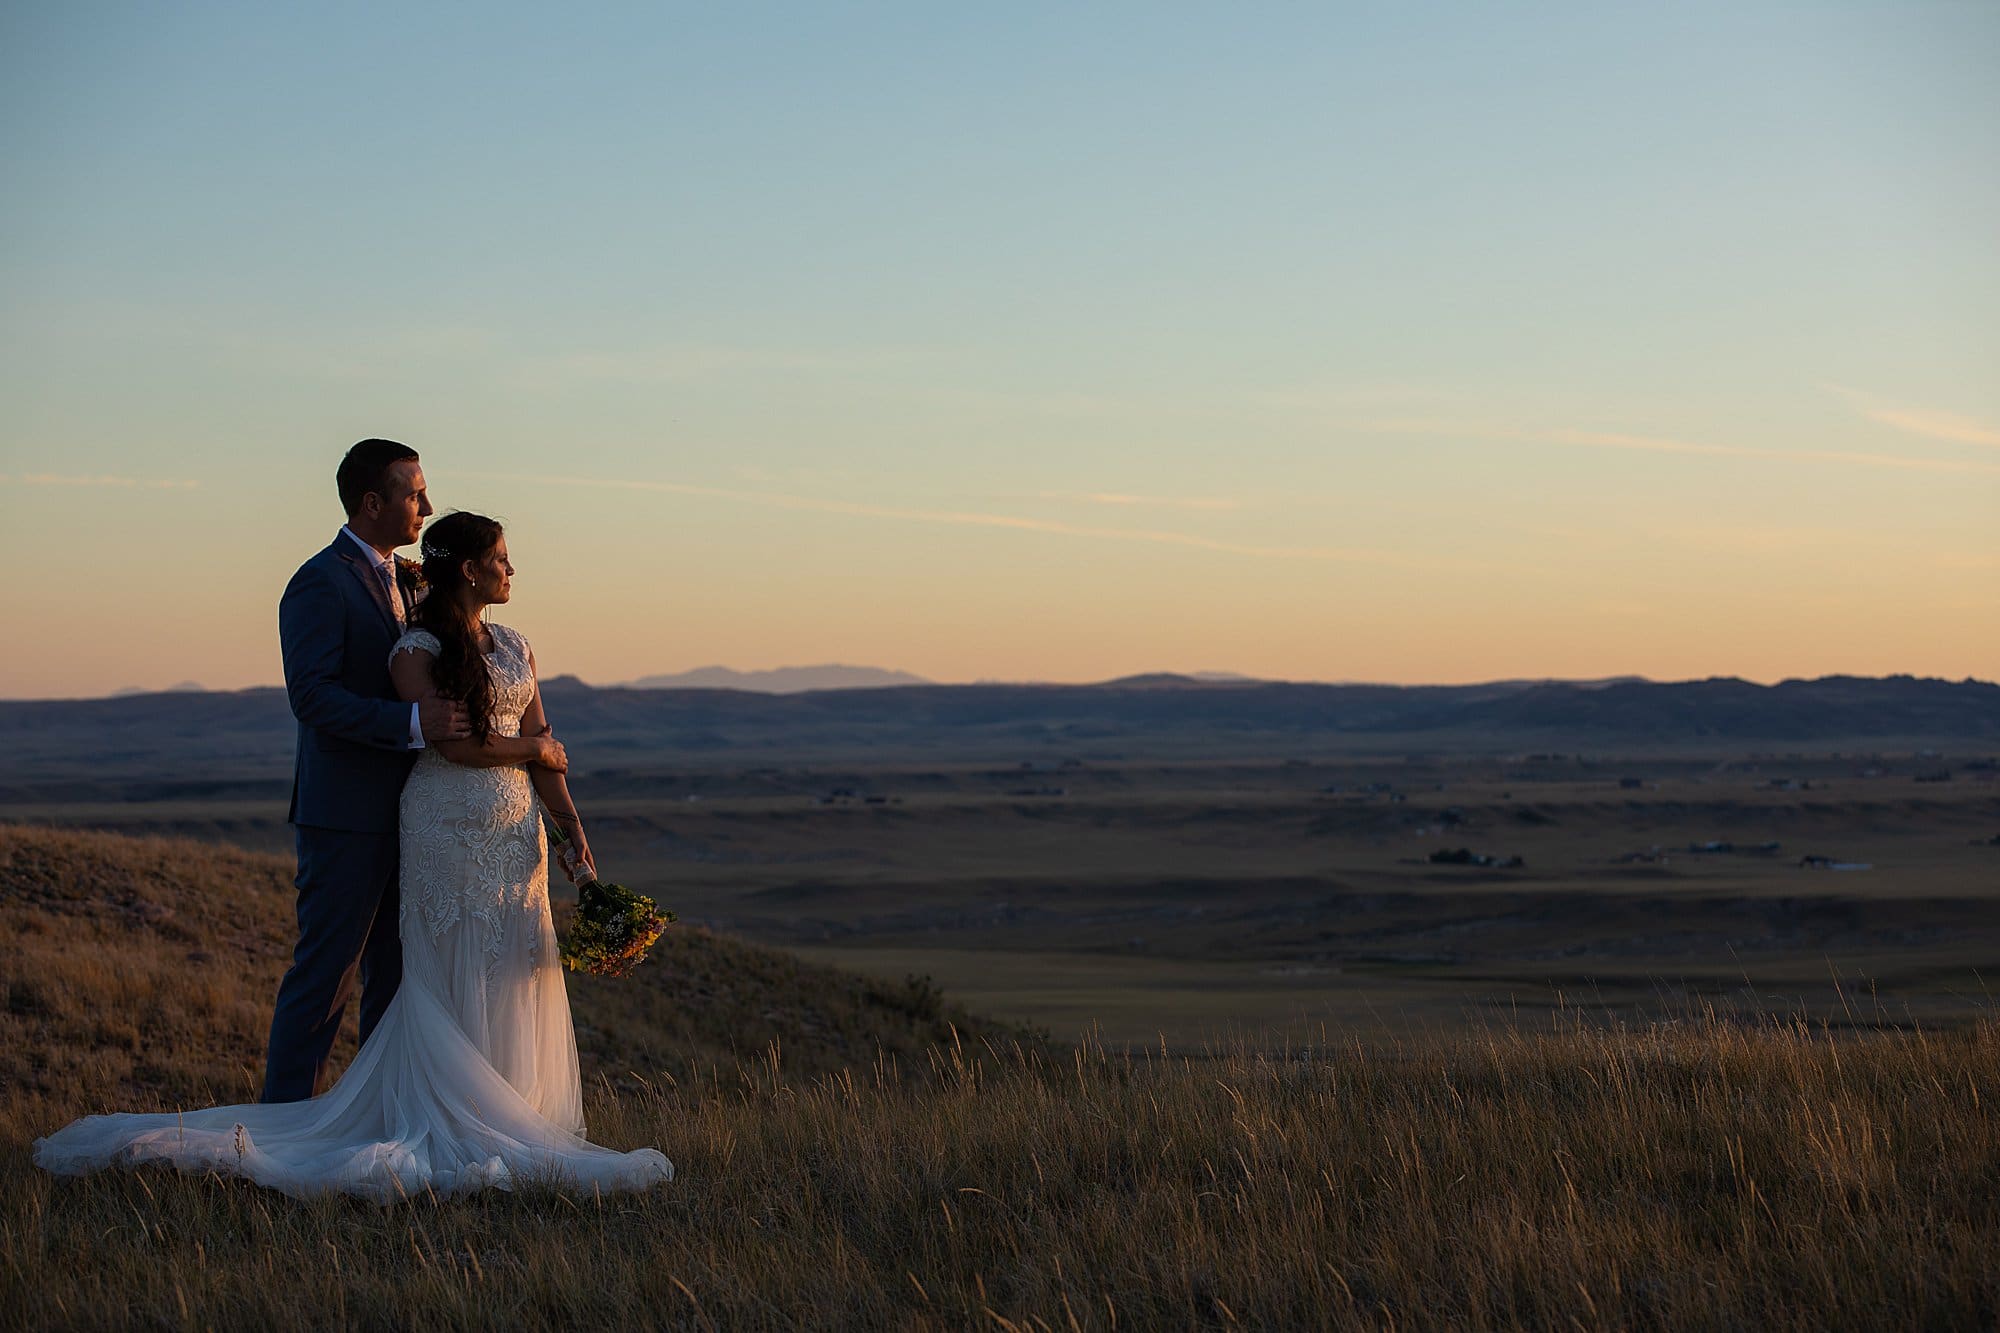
[{"left": 463, "top": 537, "right": 514, "bottom": 607}]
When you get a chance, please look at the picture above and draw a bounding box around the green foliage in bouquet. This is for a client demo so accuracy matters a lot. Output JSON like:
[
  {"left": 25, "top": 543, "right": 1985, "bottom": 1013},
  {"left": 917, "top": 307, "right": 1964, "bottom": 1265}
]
[{"left": 549, "top": 822, "right": 675, "bottom": 978}]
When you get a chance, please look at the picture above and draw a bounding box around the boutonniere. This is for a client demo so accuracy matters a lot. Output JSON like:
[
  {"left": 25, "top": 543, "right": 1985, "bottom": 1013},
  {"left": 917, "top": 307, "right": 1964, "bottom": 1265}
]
[{"left": 395, "top": 556, "right": 428, "bottom": 606}]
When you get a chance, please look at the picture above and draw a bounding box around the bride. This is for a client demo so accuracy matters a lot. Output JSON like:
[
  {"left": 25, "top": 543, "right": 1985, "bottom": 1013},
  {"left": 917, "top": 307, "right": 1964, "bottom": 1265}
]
[{"left": 33, "top": 512, "right": 673, "bottom": 1202}]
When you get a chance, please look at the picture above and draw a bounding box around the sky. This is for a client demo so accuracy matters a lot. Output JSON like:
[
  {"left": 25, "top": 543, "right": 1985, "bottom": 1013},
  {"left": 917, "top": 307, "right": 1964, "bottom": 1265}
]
[{"left": 1, "top": 1, "right": 1995, "bottom": 698}]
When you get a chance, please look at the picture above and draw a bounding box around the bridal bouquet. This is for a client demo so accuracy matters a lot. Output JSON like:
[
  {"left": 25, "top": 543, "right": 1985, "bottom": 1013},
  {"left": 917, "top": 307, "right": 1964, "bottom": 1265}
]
[{"left": 549, "top": 824, "right": 675, "bottom": 977}]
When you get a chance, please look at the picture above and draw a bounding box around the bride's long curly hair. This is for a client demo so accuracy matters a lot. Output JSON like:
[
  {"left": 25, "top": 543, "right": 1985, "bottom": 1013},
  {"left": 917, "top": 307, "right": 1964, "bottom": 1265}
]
[{"left": 412, "top": 511, "right": 505, "bottom": 743}]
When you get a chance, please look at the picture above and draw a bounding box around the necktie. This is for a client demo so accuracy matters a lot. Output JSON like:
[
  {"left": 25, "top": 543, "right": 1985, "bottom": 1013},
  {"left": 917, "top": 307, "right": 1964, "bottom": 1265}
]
[{"left": 379, "top": 559, "right": 404, "bottom": 625}]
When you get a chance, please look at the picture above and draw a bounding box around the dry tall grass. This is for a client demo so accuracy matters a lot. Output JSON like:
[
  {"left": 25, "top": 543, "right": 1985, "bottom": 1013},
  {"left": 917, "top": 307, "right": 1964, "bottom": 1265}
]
[
  {"left": 8, "top": 1016, "right": 1998, "bottom": 1329},
  {"left": 0, "top": 823, "right": 1029, "bottom": 1115},
  {"left": 3, "top": 828, "right": 1997, "bottom": 1328}
]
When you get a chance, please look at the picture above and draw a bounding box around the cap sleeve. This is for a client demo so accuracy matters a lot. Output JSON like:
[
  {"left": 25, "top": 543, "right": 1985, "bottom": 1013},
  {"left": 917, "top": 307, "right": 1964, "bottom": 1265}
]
[{"left": 390, "top": 628, "right": 443, "bottom": 664}]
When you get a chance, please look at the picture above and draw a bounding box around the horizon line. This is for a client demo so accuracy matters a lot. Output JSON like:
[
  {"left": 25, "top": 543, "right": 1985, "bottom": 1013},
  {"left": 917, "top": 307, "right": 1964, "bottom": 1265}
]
[{"left": 5, "top": 668, "right": 1996, "bottom": 705}]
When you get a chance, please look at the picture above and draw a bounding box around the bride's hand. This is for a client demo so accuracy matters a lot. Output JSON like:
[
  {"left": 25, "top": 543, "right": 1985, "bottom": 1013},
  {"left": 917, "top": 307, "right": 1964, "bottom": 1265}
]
[{"left": 555, "top": 826, "right": 595, "bottom": 883}]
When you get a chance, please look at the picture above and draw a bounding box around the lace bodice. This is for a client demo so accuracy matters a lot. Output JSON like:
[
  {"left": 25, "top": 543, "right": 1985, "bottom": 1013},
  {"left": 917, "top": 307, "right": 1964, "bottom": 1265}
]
[
  {"left": 391, "top": 621, "right": 550, "bottom": 995},
  {"left": 390, "top": 622, "right": 536, "bottom": 738}
]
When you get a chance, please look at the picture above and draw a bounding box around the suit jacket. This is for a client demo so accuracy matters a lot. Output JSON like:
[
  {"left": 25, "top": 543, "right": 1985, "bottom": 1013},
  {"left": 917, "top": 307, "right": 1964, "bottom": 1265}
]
[{"left": 281, "top": 532, "right": 420, "bottom": 832}]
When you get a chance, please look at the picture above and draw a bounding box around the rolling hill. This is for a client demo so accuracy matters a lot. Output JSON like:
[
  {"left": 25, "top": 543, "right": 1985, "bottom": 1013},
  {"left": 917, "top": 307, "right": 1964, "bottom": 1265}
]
[{"left": 0, "top": 824, "right": 1028, "bottom": 1131}]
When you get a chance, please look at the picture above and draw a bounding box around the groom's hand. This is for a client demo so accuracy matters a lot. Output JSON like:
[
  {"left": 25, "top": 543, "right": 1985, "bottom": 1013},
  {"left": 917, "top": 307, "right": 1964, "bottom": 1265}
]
[
  {"left": 419, "top": 695, "right": 472, "bottom": 742},
  {"left": 533, "top": 733, "right": 569, "bottom": 773}
]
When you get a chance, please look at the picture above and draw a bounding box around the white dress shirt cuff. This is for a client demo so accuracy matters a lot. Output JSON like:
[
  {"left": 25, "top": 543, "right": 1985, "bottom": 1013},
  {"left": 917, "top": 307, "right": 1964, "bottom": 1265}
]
[{"left": 409, "top": 702, "right": 425, "bottom": 750}]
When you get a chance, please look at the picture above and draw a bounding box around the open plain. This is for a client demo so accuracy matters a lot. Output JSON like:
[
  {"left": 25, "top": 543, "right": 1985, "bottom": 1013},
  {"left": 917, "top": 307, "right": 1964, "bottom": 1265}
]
[{"left": 7, "top": 743, "right": 1996, "bottom": 1044}]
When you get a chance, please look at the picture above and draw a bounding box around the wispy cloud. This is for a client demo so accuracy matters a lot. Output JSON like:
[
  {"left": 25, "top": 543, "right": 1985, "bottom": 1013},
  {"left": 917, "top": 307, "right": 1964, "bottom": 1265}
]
[
  {"left": 527, "top": 343, "right": 924, "bottom": 386},
  {"left": 1638, "top": 524, "right": 1870, "bottom": 555},
  {"left": 1028, "top": 490, "right": 1241, "bottom": 511},
  {"left": 459, "top": 470, "right": 1484, "bottom": 571},
  {"left": 1865, "top": 409, "right": 2000, "bottom": 449},
  {"left": 4, "top": 473, "right": 199, "bottom": 489},
  {"left": 1823, "top": 385, "right": 2000, "bottom": 450},
  {"left": 1550, "top": 429, "right": 2000, "bottom": 475},
  {"left": 1248, "top": 383, "right": 1447, "bottom": 412},
  {"left": 1856, "top": 408, "right": 2000, "bottom": 448},
  {"left": 1361, "top": 420, "right": 2000, "bottom": 476}
]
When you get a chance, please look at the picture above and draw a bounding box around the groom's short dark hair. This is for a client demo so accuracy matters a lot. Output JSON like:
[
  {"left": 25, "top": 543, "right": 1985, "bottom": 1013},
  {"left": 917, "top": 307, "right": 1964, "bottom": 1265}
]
[{"left": 337, "top": 439, "right": 420, "bottom": 515}]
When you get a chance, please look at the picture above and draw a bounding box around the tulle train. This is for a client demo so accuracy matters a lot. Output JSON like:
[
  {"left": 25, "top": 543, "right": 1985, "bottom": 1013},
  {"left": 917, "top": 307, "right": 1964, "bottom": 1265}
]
[{"left": 32, "top": 974, "right": 672, "bottom": 1203}]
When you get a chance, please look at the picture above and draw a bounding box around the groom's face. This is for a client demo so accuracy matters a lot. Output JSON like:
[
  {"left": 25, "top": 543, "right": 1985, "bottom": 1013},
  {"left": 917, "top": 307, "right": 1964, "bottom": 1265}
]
[{"left": 374, "top": 461, "right": 432, "bottom": 547}]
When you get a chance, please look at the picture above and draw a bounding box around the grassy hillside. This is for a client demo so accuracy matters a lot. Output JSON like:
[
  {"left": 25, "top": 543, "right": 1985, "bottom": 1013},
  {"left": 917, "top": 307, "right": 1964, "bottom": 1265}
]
[
  {"left": 0, "top": 824, "right": 1026, "bottom": 1136},
  {"left": 3, "top": 827, "right": 1997, "bottom": 1328}
]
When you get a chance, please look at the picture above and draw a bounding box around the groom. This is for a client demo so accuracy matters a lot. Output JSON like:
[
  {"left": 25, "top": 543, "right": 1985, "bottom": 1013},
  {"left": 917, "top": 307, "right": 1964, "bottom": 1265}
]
[{"left": 261, "top": 439, "right": 471, "bottom": 1102}]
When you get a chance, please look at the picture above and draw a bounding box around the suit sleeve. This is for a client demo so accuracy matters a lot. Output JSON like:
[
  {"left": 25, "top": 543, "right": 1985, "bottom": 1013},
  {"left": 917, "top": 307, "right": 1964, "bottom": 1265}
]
[{"left": 279, "top": 563, "right": 415, "bottom": 750}]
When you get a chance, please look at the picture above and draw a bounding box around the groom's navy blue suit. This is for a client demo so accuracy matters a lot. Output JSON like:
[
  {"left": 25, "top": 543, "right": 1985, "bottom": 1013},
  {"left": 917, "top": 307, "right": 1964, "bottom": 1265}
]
[{"left": 262, "top": 531, "right": 419, "bottom": 1102}]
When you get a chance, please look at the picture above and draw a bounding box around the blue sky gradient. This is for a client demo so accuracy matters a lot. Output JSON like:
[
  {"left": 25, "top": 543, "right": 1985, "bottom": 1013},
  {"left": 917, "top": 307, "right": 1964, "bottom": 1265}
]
[{"left": 2, "top": 2, "right": 1994, "bottom": 694}]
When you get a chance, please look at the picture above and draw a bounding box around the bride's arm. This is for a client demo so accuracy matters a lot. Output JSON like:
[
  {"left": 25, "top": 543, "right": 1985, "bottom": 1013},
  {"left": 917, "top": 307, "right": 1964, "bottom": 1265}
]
[
  {"left": 389, "top": 647, "right": 564, "bottom": 771},
  {"left": 519, "top": 650, "right": 594, "bottom": 882},
  {"left": 529, "top": 758, "right": 592, "bottom": 883}
]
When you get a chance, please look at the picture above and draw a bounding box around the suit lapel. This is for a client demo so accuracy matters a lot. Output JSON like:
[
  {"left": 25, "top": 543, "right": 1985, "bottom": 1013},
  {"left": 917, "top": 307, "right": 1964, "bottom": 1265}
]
[{"left": 334, "top": 532, "right": 399, "bottom": 636}]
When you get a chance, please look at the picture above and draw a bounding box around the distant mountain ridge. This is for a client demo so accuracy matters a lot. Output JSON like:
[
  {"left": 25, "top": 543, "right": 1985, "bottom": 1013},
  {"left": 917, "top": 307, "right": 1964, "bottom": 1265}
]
[
  {"left": 623, "top": 664, "right": 931, "bottom": 693},
  {"left": 110, "top": 681, "right": 205, "bottom": 697},
  {"left": 3, "top": 674, "right": 1995, "bottom": 797},
  {"left": 77, "top": 670, "right": 1652, "bottom": 699},
  {"left": 1094, "top": 673, "right": 1650, "bottom": 692}
]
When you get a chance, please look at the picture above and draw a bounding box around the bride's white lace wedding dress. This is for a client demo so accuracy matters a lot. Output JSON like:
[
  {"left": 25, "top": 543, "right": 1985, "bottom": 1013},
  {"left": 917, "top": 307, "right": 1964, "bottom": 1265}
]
[{"left": 33, "top": 623, "right": 673, "bottom": 1202}]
